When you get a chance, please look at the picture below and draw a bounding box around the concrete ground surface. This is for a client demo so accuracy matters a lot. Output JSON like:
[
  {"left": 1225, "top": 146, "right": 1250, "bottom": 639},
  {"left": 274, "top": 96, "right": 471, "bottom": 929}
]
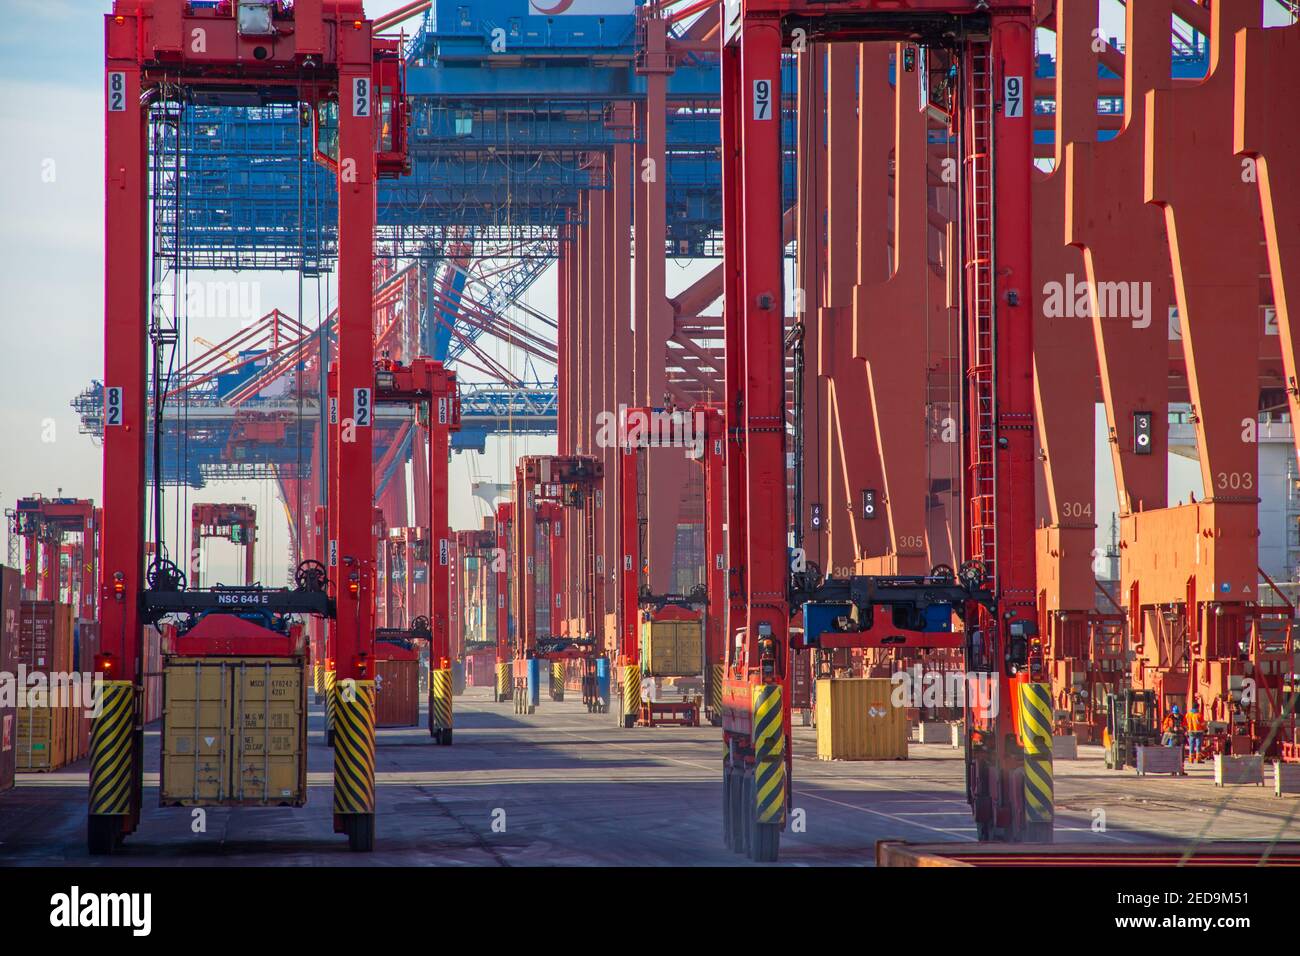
[{"left": 2, "top": 687, "right": 1298, "bottom": 866}]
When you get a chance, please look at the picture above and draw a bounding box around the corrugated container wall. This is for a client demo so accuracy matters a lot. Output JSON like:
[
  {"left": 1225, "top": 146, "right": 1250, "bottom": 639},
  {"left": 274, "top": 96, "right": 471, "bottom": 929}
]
[
  {"left": 17, "top": 601, "right": 76, "bottom": 772},
  {"left": 161, "top": 656, "right": 307, "bottom": 806},
  {"left": 815, "top": 678, "right": 908, "bottom": 760},
  {"left": 374, "top": 657, "right": 420, "bottom": 727},
  {"left": 641, "top": 619, "right": 704, "bottom": 678}
]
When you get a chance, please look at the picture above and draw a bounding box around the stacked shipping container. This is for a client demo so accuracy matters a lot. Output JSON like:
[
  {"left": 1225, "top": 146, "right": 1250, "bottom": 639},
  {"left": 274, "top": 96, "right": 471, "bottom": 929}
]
[
  {"left": 0, "top": 567, "right": 18, "bottom": 793},
  {"left": 16, "top": 600, "right": 75, "bottom": 771},
  {"left": 11, "top": 600, "right": 161, "bottom": 773}
]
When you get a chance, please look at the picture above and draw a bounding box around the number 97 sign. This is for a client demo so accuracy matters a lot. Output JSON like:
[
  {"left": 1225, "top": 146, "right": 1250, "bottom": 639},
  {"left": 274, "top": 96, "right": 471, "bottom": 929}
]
[{"left": 1003, "top": 76, "right": 1024, "bottom": 118}]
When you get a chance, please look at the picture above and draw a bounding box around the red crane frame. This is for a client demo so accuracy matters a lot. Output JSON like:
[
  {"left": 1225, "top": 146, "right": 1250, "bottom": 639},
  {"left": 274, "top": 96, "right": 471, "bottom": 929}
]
[
  {"left": 719, "top": 0, "right": 1039, "bottom": 861},
  {"left": 10, "top": 496, "right": 100, "bottom": 619},
  {"left": 339, "top": 358, "right": 460, "bottom": 742},
  {"left": 189, "top": 503, "right": 256, "bottom": 589},
  {"left": 96, "top": 0, "right": 397, "bottom": 853}
]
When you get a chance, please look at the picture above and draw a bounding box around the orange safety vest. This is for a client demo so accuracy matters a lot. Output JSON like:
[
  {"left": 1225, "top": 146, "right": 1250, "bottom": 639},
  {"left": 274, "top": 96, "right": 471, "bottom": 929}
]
[
  {"left": 1162, "top": 714, "right": 1183, "bottom": 733},
  {"left": 1186, "top": 711, "right": 1205, "bottom": 733}
]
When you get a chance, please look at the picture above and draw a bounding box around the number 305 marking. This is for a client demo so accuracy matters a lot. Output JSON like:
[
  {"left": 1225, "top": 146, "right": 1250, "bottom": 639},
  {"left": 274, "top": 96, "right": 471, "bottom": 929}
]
[{"left": 108, "top": 72, "right": 126, "bottom": 112}]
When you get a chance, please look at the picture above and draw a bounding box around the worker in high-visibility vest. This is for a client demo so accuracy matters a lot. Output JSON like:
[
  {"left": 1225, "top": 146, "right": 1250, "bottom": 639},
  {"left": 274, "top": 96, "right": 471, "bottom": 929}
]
[
  {"left": 1160, "top": 704, "right": 1185, "bottom": 748},
  {"left": 1185, "top": 703, "right": 1206, "bottom": 763}
]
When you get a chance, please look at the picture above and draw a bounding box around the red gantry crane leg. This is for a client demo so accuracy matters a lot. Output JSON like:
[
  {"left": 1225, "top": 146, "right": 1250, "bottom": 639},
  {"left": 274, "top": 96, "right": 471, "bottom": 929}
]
[
  {"left": 494, "top": 502, "right": 515, "bottom": 703},
  {"left": 719, "top": 1, "right": 1044, "bottom": 863}
]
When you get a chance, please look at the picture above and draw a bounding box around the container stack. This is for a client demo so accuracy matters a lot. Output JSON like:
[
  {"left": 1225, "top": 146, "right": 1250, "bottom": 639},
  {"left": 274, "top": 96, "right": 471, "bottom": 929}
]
[
  {"left": 0, "top": 567, "right": 19, "bottom": 793},
  {"left": 16, "top": 600, "right": 77, "bottom": 772}
]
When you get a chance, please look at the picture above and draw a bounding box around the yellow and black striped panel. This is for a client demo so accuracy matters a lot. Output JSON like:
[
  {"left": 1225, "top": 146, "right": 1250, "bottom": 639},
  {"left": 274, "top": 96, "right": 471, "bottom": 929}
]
[
  {"left": 1018, "top": 682, "right": 1054, "bottom": 756},
  {"left": 333, "top": 679, "right": 375, "bottom": 814},
  {"left": 89, "top": 680, "right": 135, "bottom": 816},
  {"left": 751, "top": 684, "right": 785, "bottom": 825},
  {"left": 312, "top": 660, "right": 323, "bottom": 695},
  {"left": 754, "top": 754, "right": 786, "bottom": 825},
  {"left": 622, "top": 666, "right": 641, "bottom": 717},
  {"left": 431, "top": 668, "right": 453, "bottom": 730},
  {"left": 1024, "top": 750, "right": 1054, "bottom": 824},
  {"left": 496, "top": 662, "right": 512, "bottom": 699},
  {"left": 751, "top": 684, "right": 784, "bottom": 760},
  {"left": 324, "top": 668, "right": 337, "bottom": 734},
  {"left": 708, "top": 664, "right": 723, "bottom": 716},
  {"left": 551, "top": 661, "right": 565, "bottom": 700}
]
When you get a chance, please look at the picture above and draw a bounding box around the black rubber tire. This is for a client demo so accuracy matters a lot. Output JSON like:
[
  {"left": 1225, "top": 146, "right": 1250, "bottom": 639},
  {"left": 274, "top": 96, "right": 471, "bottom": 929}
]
[
  {"left": 740, "top": 772, "right": 754, "bottom": 857},
  {"left": 751, "top": 822, "right": 779, "bottom": 863},
  {"left": 345, "top": 814, "right": 375, "bottom": 852},
  {"left": 439, "top": 729, "right": 453, "bottom": 746},
  {"left": 745, "top": 772, "right": 780, "bottom": 862},
  {"left": 729, "top": 766, "right": 746, "bottom": 854},
  {"left": 87, "top": 815, "right": 119, "bottom": 856},
  {"left": 722, "top": 764, "right": 734, "bottom": 850},
  {"left": 1024, "top": 820, "right": 1053, "bottom": 844}
]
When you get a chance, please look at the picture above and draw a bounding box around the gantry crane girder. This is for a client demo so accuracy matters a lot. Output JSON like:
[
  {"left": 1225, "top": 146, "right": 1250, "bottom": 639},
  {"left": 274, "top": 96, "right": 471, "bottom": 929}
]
[
  {"left": 329, "top": 356, "right": 460, "bottom": 743},
  {"left": 455, "top": 526, "right": 498, "bottom": 655},
  {"left": 1057, "top": 4, "right": 1300, "bottom": 756},
  {"left": 719, "top": 0, "right": 1044, "bottom": 862},
  {"left": 512, "top": 456, "right": 604, "bottom": 672},
  {"left": 95, "top": 0, "right": 402, "bottom": 854},
  {"left": 189, "top": 503, "right": 256, "bottom": 589},
  {"left": 493, "top": 501, "right": 515, "bottom": 703},
  {"left": 611, "top": 404, "right": 720, "bottom": 727},
  {"left": 8, "top": 496, "right": 100, "bottom": 619}
]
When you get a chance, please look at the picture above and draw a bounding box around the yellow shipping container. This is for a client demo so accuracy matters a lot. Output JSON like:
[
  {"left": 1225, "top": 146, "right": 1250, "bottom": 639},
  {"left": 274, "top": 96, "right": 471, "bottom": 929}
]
[
  {"left": 641, "top": 618, "right": 703, "bottom": 678},
  {"left": 162, "top": 657, "right": 306, "bottom": 807},
  {"left": 16, "top": 704, "right": 69, "bottom": 771},
  {"left": 815, "top": 678, "right": 908, "bottom": 760}
]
